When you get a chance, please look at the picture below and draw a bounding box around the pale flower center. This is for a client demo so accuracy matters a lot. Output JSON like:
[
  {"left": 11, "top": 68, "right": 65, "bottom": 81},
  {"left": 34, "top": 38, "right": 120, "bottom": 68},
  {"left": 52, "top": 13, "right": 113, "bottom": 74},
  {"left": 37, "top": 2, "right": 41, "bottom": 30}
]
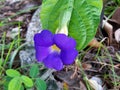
[{"left": 51, "top": 44, "right": 60, "bottom": 52}]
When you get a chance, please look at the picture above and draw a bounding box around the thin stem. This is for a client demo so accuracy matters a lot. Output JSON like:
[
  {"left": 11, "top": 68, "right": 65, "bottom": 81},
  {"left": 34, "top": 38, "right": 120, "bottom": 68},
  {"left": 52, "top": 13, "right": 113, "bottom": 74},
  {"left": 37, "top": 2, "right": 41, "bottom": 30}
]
[{"left": 3, "top": 40, "right": 14, "bottom": 67}]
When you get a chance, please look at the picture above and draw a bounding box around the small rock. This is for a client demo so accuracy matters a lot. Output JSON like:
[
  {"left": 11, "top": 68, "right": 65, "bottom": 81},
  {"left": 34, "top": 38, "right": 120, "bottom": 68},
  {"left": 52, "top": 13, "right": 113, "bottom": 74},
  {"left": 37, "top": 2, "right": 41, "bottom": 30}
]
[
  {"left": 19, "top": 6, "right": 42, "bottom": 66},
  {"left": 26, "top": 6, "right": 42, "bottom": 46},
  {"left": 89, "top": 76, "right": 107, "bottom": 90},
  {"left": 19, "top": 49, "right": 36, "bottom": 66},
  {"left": 90, "top": 77, "right": 103, "bottom": 85}
]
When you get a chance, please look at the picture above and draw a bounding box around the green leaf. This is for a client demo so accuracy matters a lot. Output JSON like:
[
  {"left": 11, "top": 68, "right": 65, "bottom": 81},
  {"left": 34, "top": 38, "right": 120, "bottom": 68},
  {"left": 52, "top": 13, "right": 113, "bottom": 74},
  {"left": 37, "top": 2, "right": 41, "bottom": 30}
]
[
  {"left": 40, "top": 0, "right": 103, "bottom": 50},
  {"left": 0, "top": 59, "right": 2, "bottom": 66},
  {"left": 3, "top": 76, "right": 12, "bottom": 90},
  {"left": 8, "top": 77, "right": 22, "bottom": 90},
  {"left": 69, "top": 0, "right": 103, "bottom": 50},
  {"left": 21, "top": 75, "right": 33, "bottom": 88},
  {"left": 20, "top": 85, "right": 24, "bottom": 90},
  {"left": 6, "top": 69, "right": 21, "bottom": 77},
  {"left": 0, "top": 22, "right": 4, "bottom": 27},
  {"left": 41, "top": 0, "right": 74, "bottom": 33},
  {"left": 35, "top": 78, "right": 47, "bottom": 90},
  {"left": 29, "top": 64, "right": 39, "bottom": 78}
]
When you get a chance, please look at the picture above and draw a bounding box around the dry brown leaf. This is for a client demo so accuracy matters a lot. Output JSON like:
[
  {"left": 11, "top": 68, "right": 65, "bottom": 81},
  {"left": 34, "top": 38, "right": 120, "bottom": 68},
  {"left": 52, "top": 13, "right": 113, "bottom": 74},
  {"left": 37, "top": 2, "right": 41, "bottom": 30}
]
[
  {"left": 54, "top": 71, "right": 81, "bottom": 89},
  {"left": 3, "top": 12, "right": 16, "bottom": 16},
  {"left": 88, "top": 38, "right": 101, "bottom": 48},
  {"left": 79, "top": 81, "right": 87, "bottom": 90},
  {"left": 82, "top": 63, "right": 92, "bottom": 70},
  {"left": 112, "top": 7, "right": 120, "bottom": 25},
  {"left": 6, "top": 27, "right": 22, "bottom": 39},
  {"left": 103, "top": 20, "right": 113, "bottom": 44}
]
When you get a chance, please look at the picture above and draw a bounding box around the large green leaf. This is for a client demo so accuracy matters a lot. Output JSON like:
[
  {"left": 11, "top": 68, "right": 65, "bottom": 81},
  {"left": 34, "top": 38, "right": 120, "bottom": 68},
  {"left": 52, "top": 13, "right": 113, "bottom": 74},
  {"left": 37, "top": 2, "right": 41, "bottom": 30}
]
[
  {"left": 40, "top": 0, "right": 74, "bottom": 33},
  {"left": 69, "top": 0, "right": 103, "bottom": 50},
  {"left": 40, "top": 0, "right": 103, "bottom": 50}
]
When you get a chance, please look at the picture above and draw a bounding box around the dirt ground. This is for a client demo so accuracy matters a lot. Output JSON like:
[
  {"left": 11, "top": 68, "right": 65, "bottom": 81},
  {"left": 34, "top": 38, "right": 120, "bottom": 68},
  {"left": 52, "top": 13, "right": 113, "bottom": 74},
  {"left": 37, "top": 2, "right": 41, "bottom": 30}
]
[{"left": 0, "top": 0, "right": 120, "bottom": 90}]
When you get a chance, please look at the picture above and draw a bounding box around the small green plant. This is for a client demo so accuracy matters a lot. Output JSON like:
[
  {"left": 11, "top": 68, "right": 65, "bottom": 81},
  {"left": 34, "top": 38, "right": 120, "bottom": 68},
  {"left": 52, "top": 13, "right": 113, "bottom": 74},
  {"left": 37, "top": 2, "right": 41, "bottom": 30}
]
[
  {"left": 29, "top": 64, "right": 47, "bottom": 90},
  {"left": 5, "top": 69, "right": 33, "bottom": 90},
  {"left": 2, "top": 64, "right": 47, "bottom": 90}
]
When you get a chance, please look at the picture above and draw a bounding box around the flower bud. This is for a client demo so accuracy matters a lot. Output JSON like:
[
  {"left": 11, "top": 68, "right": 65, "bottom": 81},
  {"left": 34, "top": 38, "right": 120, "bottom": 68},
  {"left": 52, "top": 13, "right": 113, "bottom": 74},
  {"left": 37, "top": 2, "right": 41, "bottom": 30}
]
[{"left": 56, "top": 25, "right": 68, "bottom": 36}]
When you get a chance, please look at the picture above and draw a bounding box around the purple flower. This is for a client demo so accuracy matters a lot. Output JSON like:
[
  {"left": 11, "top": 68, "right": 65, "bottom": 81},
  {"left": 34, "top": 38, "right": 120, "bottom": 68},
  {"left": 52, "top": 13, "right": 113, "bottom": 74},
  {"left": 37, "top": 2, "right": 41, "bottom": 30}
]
[{"left": 34, "top": 30, "right": 78, "bottom": 70}]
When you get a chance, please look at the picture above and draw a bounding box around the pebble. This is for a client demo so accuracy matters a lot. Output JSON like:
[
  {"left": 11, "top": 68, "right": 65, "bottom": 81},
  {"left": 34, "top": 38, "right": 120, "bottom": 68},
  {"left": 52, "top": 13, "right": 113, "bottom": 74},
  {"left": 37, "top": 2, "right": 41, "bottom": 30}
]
[{"left": 19, "top": 6, "right": 42, "bottom": 66}]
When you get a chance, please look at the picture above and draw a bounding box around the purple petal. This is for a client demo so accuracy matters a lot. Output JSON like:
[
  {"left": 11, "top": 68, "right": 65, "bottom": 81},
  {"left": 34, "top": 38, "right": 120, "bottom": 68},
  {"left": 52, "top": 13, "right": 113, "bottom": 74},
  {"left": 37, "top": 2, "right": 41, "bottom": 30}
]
[
  {"left": 34, "top": 30, "right": 54, "bottom": 47},
  {"left": 60, "top": 49, "right": 78, "bottom": 65},
  {"left": 53, "top": 34, "right": 76, "bottom": 50},
  {"left": 43, "top": 52, "right": 63, "bottom": 70},
  {"left": 35, "top": 46, "right": 51, "bottom": 62}
]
